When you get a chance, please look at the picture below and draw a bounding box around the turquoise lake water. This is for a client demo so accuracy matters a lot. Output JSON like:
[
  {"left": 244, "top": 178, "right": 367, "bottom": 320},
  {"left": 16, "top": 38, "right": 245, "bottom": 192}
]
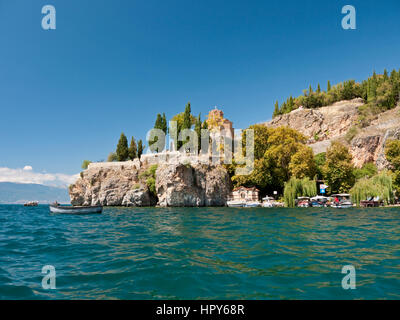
[{"left": 0, "top": 204, "right": 399, "bottom": 299}]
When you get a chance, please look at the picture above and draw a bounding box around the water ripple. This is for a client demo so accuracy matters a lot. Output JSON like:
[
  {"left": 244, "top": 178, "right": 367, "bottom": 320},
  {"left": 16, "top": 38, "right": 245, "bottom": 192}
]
[{"left": 0, "top": 205, "right": 399, "bottom": 299}]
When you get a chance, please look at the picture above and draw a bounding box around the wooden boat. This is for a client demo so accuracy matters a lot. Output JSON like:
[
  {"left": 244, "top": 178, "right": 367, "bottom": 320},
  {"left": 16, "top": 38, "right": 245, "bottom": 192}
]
[{"left": 49, "top": 203, "right": 102, "bottom": 214}]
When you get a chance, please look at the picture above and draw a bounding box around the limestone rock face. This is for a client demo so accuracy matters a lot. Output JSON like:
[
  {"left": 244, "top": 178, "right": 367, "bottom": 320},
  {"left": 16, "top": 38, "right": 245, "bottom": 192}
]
[
  {"left": 266, "top": 99, "right": 362, "bottom": 144},
  {"left": 69, "top": 162, "right": 146, "bottom": 206},
  {"left": 69, "top": 161, "right": 232, "bottom": 207},
  {"left": 155, "top": 163, "right": 231, "bottom": 207},
  {"left": 122, "top": 188, "right": 153, "bottom": 207}
]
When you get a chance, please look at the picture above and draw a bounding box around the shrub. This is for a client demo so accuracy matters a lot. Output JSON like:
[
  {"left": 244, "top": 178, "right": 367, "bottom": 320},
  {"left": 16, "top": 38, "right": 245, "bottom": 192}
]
[{"left": 81, "top": 160, "right": 92, "bottom": 170}]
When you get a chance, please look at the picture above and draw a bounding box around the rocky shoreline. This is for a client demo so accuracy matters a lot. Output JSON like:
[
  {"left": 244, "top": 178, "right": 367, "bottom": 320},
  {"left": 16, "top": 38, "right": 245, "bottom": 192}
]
[{"left": 69, "top": 160, "right": 231, "bottom": 207}]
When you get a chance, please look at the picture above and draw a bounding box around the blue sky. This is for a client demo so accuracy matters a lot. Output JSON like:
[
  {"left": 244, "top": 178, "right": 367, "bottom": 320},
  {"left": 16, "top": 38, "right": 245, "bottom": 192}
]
[{"left": 0, "top": 0, "right": 400, "bottom": 184}]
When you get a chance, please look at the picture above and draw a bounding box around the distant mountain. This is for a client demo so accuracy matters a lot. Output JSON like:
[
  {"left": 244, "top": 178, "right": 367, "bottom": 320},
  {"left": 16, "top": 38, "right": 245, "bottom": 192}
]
[{"left": 0, "top": 182, "right": 70, "bottom": 204}]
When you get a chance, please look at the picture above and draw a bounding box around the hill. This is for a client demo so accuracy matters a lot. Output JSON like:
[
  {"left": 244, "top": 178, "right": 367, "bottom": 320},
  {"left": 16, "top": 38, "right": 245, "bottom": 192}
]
[
  {"left": 265, "top": 98, "right": 400, "bottom": 169},
  {"left": 0, "top": 182, "right": 70, "bottom": 204}
]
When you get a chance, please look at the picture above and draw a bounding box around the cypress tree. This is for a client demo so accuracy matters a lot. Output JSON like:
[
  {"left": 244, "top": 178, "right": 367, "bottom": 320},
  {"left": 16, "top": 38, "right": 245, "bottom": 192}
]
[
  {"left": 183, "top": 102, "right": 192, "bottom": 130},
  {"left": 137, "top": 140, "right": 144, "bottom": 158},
  {"left": 161, "top": 113, "right": 167, "bottom": 134},
  {"left": 327, "top": 80, "right": 331, "bottom": 92},
  {"left": 154, "top": 114, "right": 162, "bottom": 129},
  {"left": 116, "top": 133, "right": 129, "bottom": 161},
  {"left": 309, "top": 85, "right": 313, "bottom": 94},
  {"left": 317, "top": 83, "right": 321, "bottom": 93},
  {"left": 128, "top": 137, "right": 137, "bottom": 160},
  {"left": 273, "top": 101, "right": 280, "bottom": 118},
  {"left": 383, "top": 69, "right": 389, "bottom": 81}
]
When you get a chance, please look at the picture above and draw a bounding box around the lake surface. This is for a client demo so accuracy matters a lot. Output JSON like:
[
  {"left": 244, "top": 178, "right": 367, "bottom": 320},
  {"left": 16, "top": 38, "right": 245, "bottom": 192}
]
[{"left": 1, "top": 205, "right": 399, "bottom": 299}]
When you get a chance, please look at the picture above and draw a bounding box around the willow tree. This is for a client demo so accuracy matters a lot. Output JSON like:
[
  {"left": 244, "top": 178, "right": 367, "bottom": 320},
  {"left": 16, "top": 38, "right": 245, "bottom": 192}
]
[
  {"left": 284, "top": 177, "right": 317, "bottom": 208},
  {"left": 350, "top": 171, "right": 394, "bottom": 206}
]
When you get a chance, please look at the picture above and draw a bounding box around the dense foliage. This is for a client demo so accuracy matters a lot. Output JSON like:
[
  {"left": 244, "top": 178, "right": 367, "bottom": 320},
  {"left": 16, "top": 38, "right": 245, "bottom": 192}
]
[
  {"left": 233, "top": 125, "right": 316, "bottom": 195},
  {"left": 273, "top": 69, "right": 400, "bottom": 118},
  {"left": 323, "top": 141, "right": 355, "bottom": 193}
]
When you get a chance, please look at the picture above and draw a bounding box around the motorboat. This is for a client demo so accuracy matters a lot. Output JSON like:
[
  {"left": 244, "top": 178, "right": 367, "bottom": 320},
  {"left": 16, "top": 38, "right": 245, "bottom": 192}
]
[
  {"left": 262, "top": 196, "right": 275, "bottom": 208},
  {"left": 330, "top": 194, "right": 353, "bottom": 208},
  {"left": 49, "top": 203, "right": 103, "bottom": 214},
  {"left": 227, "top": 200, "right": 246, "bottom": 208},
  {"left": 244, "top": 201, "right": 261, "bottom": 208},
  {"left": 297, "top": 197, "right": 310, "bottom": 208},
  {"left": 310, "top": 196, "right": 328, "bottom": 207}
]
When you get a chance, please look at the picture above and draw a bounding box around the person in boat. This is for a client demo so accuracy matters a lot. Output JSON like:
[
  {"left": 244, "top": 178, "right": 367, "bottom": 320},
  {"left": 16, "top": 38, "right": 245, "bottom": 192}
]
[{"left": 334, "top": 197, "right": 339, "bottom": 204}]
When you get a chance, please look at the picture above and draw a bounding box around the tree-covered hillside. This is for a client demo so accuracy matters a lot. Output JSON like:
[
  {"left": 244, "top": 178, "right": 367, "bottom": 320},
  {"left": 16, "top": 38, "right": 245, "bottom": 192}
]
[{"left": 273, "top": 69, "right": 400, "bottom": 119}]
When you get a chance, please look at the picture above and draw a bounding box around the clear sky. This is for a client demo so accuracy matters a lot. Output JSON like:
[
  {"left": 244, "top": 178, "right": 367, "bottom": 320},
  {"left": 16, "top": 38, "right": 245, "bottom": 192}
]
[{"left": 0, "top": 0, "right": 400, "bottom": 186}]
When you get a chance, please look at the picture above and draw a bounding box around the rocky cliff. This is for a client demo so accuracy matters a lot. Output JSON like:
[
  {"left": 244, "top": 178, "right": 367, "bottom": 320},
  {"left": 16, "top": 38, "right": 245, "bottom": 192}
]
[
  {"left": 265, "top": 98, "right": 400, "bottom": 169},
  {"left": 69, "top": 161, "right": 231, "bottom": 207}
]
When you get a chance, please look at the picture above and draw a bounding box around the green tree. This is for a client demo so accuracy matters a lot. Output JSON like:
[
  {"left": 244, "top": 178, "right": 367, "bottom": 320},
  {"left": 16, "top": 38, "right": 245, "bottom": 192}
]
[
  {"left": 289, "top": 145, "right": 317, "bottom": 179},
  {"left": 107, "top": 152, "right": 118, "bottom": 162},
  {"left": 161, "top": 113, "right": 168, "bottom": 134},
  {"left": 385, "top": 139, "right": 400, "bottom": 169},
  {"left": 353, "top": 162, "right": 377, "bottom": 180},
  {"left": 183, "top": 102, "right": 192, "bottom": 130},
  {"left": 264, "top": 126, "right": 307, "bottom": 181},
  {"left": 272, "top": 101, "right": 280, "bottom": 118},
  {"left": 81, "top": 160, "right": 92, "bottom": 170},
  {"left": 128, "top": 137, "right": 137, "bottom": 160},
  {"left": 137, "top": 139, "right": 144, "bottom": 158},
  {"left": 323, "top": 141, "right": 355, "bottom": 193},
  {"left": 314, "top": 152, "right": 326, "bottom": 179},
  {"left": 350, "top": 171, "right": 394, "bottom": 206},
  {"left": 385, "top": 139, "right": 400, "bottom": 191},
  {"left": 243, "top": 124, "right": 272, "bottom": 160},
  {"left": 116, "top": 133, "right": 129, "bottom": 161},
  {"left": 327, "top": 80, "right": 331, "bottom": 92}
]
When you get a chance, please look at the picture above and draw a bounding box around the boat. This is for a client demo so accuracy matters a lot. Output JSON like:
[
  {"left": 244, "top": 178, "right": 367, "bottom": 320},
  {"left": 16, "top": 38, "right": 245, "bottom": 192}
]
[
  {"left": 24, "top": 201, "right": 39, "bottom": 207},
  {"left": 330, "top": 194, "right": 353, "bottom": 209},
  {"left": 244, "top": 201, "right": 261, "bottom": 208},
  {"left": 262, "top": 196, "right": 275, "bottom": 208},
  {"left": 297, "top": 197, "right": 310, "bottom": 208},
  {"left": 49, "top": 203, "right": 103, "bottom": 214},
  {"left": 310, "top": 196, "right": 328, "bottom": 207},
  {"left": 360, "top": 196, "right": 383, "bottom": 207},
  {"left": 227, "top": 200, "right": 246, "bottom": 208}
]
